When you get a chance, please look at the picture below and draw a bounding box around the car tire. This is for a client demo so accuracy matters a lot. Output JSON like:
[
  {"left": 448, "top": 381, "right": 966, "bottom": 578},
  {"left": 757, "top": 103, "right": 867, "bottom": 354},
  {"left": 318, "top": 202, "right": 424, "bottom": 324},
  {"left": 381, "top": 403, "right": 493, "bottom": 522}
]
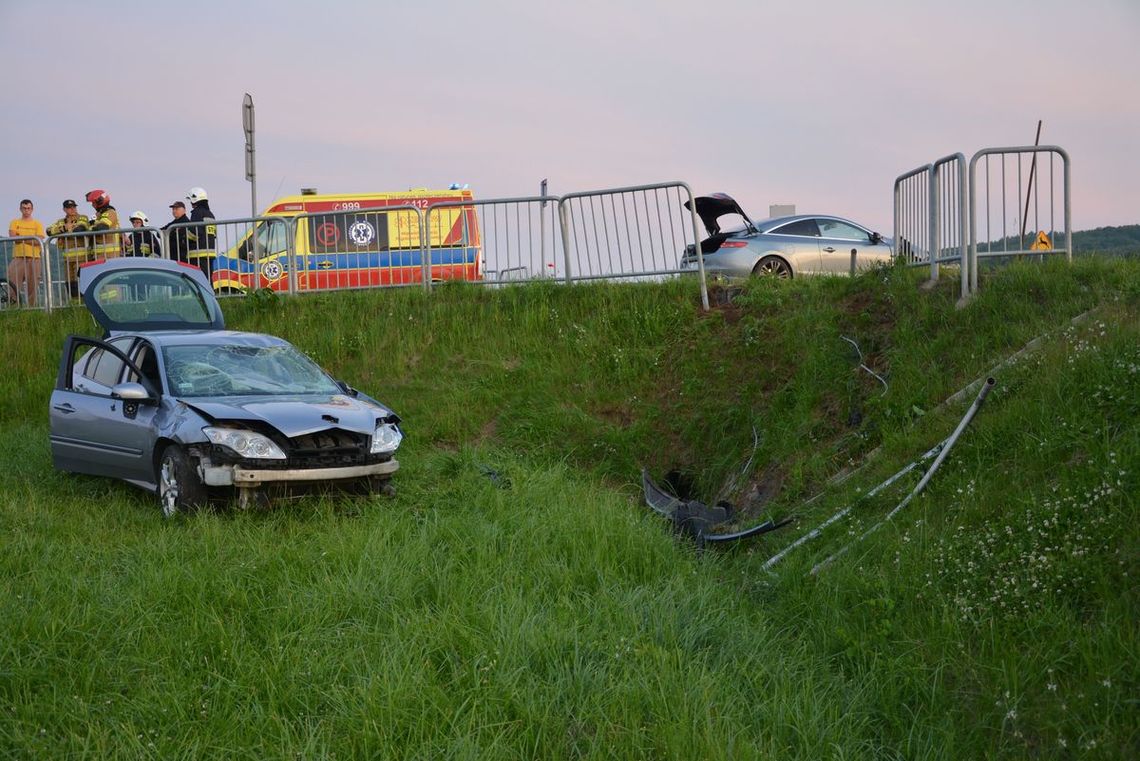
[
  {"left": 158, "top": 445, "right": 207, "bottom": 518},
  {"left": 753, "top": 256, "right": 792, "bottom": 279}
]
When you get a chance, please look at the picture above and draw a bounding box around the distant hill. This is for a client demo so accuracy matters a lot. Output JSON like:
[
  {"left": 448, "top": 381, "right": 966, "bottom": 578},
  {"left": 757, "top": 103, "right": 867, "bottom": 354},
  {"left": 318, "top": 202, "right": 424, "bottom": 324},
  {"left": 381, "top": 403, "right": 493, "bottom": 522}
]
[
  {"left": 1072, "top": 224, "right": 1140, "bottom": 255},
  {"left": 971, "top": 224, "right": 1139, "bottom": 257}
]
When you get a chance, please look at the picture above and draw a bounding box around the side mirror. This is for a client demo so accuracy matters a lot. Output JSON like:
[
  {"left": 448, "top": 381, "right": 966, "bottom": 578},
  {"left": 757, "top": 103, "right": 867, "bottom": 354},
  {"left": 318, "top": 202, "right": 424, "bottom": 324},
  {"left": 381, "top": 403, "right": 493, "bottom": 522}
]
[
  {"left": 869, "top": 231, "right": 883, "bottom": 245},
  {"left": 111, "top": 381, "right": 156, "bottom": 403},
  {"left": 336, "top": 380, "right": 359, "bottom": 397}
]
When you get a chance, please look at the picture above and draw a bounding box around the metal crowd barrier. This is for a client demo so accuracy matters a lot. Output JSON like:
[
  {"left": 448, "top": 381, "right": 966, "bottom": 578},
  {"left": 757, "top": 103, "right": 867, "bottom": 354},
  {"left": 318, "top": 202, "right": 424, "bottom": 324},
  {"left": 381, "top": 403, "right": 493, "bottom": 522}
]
[
  {"left": 932, "top": 153, "right": 968, "bottom": 295},
  {"left": 199, "top": 215, "right": 291, "bottom": 295},
  {"left": 6, "top": 183, "right": 715, "bottom": 313},
  {"left": 426, "top": 196, "right": 562, "bottom": 285},
  {"left": 0, "top": 236, "right": 51, "bottom": 311},
  {"left": 559, "top": 182, "right": 705, "bottom": 291},
  {"left": 893, "top": 164, "right": 933, "bottom": 268},
  {"left": 285, "top": 206, "right": 430, "bottom": 292},
  {"left": 895, "top": 145, "right": 1071, "bottom": 298},
  {"left": 968, "top": 145, "right": 1072, "bottom": 293}
]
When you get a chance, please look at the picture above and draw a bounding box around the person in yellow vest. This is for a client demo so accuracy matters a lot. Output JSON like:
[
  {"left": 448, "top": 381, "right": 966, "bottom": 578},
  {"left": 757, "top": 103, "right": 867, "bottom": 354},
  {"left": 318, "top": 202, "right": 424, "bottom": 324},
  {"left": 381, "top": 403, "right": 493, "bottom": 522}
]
[
  {"left": 7, "top": 199, "right": 47, "bottom": 307},
  {"left": 46, "top": 199, "right": 93, "bottom": 300},
  {"left": 85, "top": 189, "right": 122, "bottom": 259}
]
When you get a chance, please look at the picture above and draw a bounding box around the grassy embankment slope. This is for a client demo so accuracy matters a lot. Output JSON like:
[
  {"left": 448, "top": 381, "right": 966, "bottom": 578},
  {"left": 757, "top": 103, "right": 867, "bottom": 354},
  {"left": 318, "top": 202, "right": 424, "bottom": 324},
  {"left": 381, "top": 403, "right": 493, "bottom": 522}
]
[{"left": 1, "top": 257, "right": 1137, "bottom": 759}]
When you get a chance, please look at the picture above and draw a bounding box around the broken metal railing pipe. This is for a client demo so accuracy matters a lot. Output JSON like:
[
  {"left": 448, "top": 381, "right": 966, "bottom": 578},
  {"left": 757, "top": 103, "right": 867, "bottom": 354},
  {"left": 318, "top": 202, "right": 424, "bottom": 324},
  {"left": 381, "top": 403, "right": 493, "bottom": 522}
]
[
  {"left": 760, "top": 438, "right": 948, "bottom": 571},
  {"left": 810, "top": 377, "right": 996, "bottom": 575}
]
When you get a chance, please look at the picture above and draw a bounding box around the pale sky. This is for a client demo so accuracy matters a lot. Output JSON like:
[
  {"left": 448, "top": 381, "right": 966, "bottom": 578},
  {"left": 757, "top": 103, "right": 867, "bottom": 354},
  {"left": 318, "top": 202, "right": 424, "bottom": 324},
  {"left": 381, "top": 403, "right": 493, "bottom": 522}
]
[{"left": 3, "top": 0, "right": 1138, "bottom": 234}]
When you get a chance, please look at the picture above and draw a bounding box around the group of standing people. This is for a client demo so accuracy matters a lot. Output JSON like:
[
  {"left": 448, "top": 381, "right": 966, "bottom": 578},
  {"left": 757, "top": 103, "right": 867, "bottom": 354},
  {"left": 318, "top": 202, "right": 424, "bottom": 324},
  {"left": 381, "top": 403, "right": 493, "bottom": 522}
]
[{"left": 5, "top": 187, "right": 217, "bottom": 306}]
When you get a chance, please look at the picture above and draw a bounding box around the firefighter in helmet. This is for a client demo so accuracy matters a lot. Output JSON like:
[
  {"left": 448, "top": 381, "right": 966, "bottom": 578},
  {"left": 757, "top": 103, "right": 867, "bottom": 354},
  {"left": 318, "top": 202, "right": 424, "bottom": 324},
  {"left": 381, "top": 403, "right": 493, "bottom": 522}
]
[
  {"left": 127, "top": 211, "right": 162, "bottom": 257},
  {"left": 185, "top": 187, "right": 217, "bottom": 280},
  {"left": 85, "top": 189, "right": 123, "bottom": 259}
]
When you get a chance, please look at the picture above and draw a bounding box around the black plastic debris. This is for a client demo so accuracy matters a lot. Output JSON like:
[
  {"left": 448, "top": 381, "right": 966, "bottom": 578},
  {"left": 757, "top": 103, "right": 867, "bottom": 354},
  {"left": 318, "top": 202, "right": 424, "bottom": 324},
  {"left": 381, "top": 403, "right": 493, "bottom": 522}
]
[
  {"left": 642, "top": 469, "right": 793, "bottom": 546},
  {"left": 477, "top": 464, "right": 512, "bottom": 489}
]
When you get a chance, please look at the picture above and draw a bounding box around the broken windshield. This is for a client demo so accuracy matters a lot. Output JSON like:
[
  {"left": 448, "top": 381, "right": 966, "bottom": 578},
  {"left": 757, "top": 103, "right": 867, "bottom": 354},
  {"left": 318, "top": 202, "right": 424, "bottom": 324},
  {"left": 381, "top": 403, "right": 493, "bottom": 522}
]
[{"left": 162, "top": 343, "right": 341, "bottom": 398}]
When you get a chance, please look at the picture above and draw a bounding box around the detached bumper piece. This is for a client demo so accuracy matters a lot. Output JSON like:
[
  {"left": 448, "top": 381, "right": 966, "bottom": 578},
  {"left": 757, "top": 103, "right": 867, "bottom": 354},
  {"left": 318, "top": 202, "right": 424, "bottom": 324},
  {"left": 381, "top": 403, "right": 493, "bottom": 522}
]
[{"left": 642, "top": 469, "right": 793, "bottom": 546}]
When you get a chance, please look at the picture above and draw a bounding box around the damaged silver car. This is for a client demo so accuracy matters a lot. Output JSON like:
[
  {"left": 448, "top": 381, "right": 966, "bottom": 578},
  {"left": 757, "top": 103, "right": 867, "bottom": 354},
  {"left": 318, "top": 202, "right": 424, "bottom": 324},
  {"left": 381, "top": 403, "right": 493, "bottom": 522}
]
[{"left": 49, "top": 258, "right": 402, "bottom": 516}]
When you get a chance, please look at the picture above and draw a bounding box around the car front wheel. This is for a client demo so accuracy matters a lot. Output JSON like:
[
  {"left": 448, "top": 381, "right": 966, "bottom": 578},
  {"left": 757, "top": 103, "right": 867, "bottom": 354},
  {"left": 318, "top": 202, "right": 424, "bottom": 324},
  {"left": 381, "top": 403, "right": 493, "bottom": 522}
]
[
  {"left": 158, "top": 445, "right": 207, "bottom": 518},
  {"left": 753, "top": 256, "right": 792, "bottom": 279}
]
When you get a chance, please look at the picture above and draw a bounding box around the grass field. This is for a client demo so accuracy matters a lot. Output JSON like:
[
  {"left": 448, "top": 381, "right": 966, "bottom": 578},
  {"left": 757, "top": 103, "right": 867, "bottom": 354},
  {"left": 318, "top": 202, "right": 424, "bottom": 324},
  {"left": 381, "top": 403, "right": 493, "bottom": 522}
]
[{"left": 1, "top": 258, "right": 1137, "bottom": 759}]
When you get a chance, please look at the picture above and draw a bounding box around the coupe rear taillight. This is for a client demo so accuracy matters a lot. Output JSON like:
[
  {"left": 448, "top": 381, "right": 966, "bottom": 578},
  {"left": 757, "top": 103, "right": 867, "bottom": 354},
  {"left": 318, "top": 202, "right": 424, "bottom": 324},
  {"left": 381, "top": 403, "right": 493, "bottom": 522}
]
[{"left": 720, "top": 240, "right": 748, "bottom": 248}]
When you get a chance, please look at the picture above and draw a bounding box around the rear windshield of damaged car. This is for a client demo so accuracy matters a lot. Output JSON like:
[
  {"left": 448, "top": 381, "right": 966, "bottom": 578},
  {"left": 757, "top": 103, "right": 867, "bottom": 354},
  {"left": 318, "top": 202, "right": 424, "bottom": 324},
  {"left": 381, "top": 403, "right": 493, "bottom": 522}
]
[
  {"left": 162, "top": 343, "right": 342, "bottom": 398},
  {"left": 92, "top": 271, "right": 216, "bottom": 327}
]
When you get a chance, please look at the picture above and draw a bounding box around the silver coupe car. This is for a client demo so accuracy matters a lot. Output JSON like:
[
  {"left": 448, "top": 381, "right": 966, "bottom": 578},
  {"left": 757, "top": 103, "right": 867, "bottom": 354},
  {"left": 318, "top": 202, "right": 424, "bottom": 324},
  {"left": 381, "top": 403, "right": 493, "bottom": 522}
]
[
  {"left": 679, "top": 194, "right": 893, "bottom": 278},
  {"left": 49, "top": 258, "right": 403, "bottom": 516}
]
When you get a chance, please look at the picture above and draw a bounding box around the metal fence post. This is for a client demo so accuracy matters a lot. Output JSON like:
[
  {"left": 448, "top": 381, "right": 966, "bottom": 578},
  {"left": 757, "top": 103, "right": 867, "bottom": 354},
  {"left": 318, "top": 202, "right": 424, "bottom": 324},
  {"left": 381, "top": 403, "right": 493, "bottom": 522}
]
[{"left": 286, "top": 217, "right": 298, "bottom": 295}]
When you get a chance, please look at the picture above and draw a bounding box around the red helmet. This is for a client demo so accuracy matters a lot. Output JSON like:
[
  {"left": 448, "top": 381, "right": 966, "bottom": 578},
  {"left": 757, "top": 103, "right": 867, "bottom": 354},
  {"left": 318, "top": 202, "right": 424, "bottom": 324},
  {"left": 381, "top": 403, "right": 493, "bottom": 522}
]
[{"left": 85, "top": 189, "right": 110, "bottom": 209}]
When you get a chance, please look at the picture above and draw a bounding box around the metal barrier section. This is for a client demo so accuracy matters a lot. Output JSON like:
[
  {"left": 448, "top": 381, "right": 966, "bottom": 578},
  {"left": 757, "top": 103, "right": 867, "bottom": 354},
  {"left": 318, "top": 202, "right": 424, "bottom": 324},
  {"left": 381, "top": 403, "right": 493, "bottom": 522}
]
[
  {"left": 204, "top": 216, "right": 292, "bottom": 295},
  {"left": 283, "top": 206, "right": 438, "bottom": 292},
  {"left": 0, "top": 236, "right": 51, "bottom": 311},
  {"left": 893, "top": 164, "right": 933, "bottom": 267},
  {"left": 558, "top": 182, "right": 709, "bottom": 309},
  {"left": 45, "top": 225, "right": 164, "bottom": 306},
  {"left": 426, "top": 196, "right": 559, "bottom": 285},
  {"left": 932, "top": 153, "right": 968, "bottom": 294},
  {"left": 968, "top": 145, "right": 1072, "bottom": 293}
]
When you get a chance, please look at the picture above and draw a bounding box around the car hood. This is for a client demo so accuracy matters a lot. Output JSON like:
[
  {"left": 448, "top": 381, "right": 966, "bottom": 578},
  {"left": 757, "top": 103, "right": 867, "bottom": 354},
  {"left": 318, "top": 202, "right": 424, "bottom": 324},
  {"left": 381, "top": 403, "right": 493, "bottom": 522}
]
[
  {"left": 183, "top": 393, "right": 393, "bottom": 438},
  {"left": 684, "top": 193, "right": 756, "bottom": 236}
]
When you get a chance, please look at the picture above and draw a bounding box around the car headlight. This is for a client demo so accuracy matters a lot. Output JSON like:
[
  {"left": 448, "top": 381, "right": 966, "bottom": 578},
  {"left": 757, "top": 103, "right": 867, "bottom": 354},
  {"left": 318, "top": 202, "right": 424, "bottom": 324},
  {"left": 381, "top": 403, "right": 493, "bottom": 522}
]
[
  {"left": 371, "top": 422, "right": 403, "bottom": 454},
  {"left": 203, "top": 426, "right": 287, "bottom": 460}
]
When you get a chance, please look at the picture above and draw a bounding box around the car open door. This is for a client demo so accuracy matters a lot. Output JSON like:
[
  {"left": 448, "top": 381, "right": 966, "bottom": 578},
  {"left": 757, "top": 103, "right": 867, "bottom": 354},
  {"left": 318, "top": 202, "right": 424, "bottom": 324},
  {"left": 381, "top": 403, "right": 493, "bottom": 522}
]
[{"left": 50, "top": 336, "right": 162, "bottom": 487}]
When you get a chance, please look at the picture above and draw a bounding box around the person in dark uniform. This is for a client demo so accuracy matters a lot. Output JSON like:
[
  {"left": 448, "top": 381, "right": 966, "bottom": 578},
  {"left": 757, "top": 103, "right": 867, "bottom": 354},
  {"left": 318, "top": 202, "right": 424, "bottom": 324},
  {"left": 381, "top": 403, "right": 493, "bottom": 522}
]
[
  {"left": 162, "top": 200, "right": 193, "bottom": 263},
  {"left": 185, "top": 187, "right": 217, "bottom": 281}
]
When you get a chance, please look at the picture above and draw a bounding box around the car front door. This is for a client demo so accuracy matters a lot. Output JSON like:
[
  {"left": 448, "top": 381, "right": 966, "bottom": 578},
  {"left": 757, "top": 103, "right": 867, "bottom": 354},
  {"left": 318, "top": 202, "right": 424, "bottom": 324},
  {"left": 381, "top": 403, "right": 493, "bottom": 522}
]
[
  {"left": 817, "top": 219, "right": 883, "bottom": 273},
  {"left": 50, "top": 336, "right": 161, "bottom": 485}
]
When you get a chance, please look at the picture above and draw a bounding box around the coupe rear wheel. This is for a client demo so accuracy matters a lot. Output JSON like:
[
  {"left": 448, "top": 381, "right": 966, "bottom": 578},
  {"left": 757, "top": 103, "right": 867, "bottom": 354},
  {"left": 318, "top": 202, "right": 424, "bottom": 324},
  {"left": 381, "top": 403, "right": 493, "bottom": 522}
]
[
  {"left": 158, "top": 445, "right": 206, "bottom": 518},
  {"left": 753, "top": 256, "right": 792, "bottom": 279}
]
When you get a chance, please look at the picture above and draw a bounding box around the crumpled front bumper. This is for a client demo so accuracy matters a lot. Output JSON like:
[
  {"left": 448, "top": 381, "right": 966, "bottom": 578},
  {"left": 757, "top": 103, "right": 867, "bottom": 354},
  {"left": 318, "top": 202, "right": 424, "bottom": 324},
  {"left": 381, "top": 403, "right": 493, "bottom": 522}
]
[{"left": 200, "top": 458, "right": 399, "bottom": 487}]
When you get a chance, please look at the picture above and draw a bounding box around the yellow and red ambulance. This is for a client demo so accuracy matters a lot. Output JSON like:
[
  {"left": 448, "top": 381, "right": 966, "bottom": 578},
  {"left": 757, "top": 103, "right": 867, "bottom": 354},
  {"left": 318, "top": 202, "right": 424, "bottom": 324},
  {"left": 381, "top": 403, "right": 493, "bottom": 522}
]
[{"left": 212, "top": 187, "right": 482, "bottom": 293}]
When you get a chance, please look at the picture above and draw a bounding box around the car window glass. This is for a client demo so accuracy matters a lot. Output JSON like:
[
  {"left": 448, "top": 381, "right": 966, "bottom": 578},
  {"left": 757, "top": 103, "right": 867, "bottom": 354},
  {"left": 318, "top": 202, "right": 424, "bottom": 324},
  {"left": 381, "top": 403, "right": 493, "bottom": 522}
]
[
  {"left": 76, "top": 346, "right": 100, "bottom": 380},
  {"left": 817, "top": 219, "right": 868, "bottom": 240},
  {"left": 90, "top": 348, "right": 127, "bottom": 387},
  {"left": 772, "top": 219, "right": 820, "bottom": 237},
  {"left": 125, "top": 341, "right": 162, "bottom": 390}
]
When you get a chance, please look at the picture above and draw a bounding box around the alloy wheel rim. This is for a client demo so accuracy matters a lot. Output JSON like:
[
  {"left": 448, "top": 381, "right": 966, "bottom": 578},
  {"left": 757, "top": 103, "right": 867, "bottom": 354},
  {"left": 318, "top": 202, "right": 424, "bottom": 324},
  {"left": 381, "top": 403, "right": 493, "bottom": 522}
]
[{"left": 160, "top": 458, "right": 179, "bottom": 518}]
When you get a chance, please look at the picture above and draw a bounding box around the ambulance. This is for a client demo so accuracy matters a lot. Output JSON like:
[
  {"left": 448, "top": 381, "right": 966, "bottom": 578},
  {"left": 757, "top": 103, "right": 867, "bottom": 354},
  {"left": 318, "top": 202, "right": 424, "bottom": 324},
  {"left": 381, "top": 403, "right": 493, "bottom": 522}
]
[{"left": 212, "top": 187, "right": 482, "bottom": 293}]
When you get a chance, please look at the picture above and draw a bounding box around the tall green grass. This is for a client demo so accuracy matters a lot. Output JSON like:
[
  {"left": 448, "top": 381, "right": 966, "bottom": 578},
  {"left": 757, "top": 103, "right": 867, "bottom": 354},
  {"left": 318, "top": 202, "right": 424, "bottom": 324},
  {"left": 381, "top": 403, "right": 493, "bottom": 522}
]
[{"left": 1, "top": 258, "right": 1136, "bottom": 758}]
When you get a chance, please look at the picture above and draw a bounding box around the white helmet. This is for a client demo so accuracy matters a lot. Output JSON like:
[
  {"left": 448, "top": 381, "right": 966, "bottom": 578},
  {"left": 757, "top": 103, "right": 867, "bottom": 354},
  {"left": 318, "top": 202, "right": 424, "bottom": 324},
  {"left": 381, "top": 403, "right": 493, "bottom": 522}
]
[
  {"left": 186, "top": 187, "right": 208, "bottom": 203},
  {"left": 129, "top": 211, "right": 149, "bottom": 225}
]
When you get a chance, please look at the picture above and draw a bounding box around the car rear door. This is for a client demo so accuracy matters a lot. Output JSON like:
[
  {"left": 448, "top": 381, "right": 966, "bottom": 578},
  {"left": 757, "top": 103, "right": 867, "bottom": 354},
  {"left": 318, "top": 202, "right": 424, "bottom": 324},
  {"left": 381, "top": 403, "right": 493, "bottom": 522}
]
[{"left": 767, "top": 219, "right": 822, "bottom": 274}]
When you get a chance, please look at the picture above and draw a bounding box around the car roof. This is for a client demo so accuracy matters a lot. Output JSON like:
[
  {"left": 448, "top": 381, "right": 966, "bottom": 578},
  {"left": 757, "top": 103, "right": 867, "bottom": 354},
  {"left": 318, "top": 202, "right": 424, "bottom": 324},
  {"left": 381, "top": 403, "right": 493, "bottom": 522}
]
[{"left": 755, "top": 214, "right": 870, "bottom": 233}]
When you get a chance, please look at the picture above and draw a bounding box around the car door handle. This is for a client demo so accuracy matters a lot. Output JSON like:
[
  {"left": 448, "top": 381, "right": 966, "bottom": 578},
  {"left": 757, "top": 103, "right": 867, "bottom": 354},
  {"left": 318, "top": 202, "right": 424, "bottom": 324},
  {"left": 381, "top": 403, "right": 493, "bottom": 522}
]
[
  {"left": 822, "top": 246, "right": 836, "bottom": 253},
  {"left": 53, "top": 403, "right": 76, "bottom": 414}
]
